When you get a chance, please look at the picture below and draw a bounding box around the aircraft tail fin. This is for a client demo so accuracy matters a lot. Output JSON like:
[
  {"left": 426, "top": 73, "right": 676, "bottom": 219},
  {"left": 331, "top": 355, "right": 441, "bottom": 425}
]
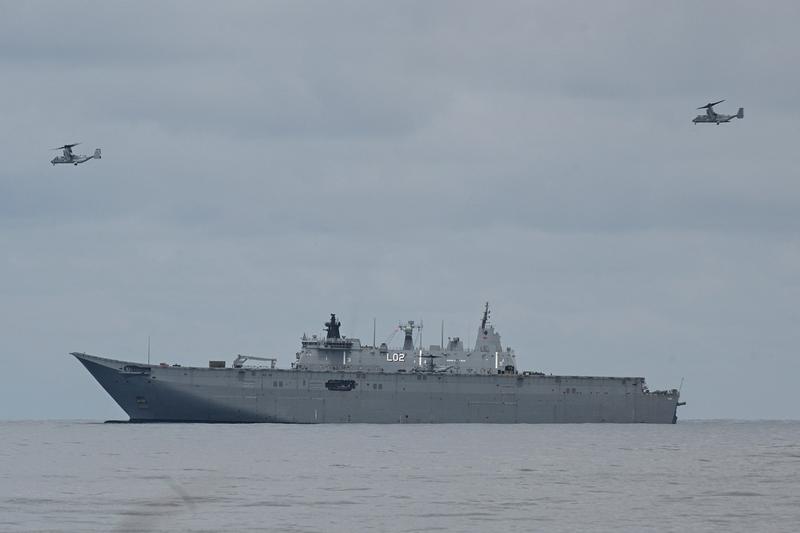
[
  {"left": 93, "top": 148, "right": 102, "bottom": 159},
  {"left": 737, "top": 107, "right": 744, "bottom": 119}
]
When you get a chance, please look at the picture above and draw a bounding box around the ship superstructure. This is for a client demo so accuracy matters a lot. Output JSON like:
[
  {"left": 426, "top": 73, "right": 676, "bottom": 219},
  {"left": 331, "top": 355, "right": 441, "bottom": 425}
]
[
  {"left": 296, "top": 304, "right": 515, "bottom": 375},
  {"left": 73, "top": 304, "right": 683, "bottom": 423}
]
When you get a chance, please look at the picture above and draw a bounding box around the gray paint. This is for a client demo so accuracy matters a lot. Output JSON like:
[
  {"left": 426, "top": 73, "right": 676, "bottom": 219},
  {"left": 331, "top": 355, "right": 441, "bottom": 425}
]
[
  {"left": 73, "top": 353, "right": 678, "bottom": 424},
  {"left": 72, "top": 311, "right": 680, "bottom": 423}
]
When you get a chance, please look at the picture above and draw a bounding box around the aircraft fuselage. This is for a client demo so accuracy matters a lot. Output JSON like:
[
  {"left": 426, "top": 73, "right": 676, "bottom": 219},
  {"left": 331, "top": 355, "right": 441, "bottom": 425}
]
[
  {"left": 692, "top": 107, "right": 743, "bottom": 125},
  {"left": 693, "top": 115, "right": 734, "bottom": 124},
  {"left": 51, "top": 156, "right": 93, "bottom": 165},
  {"left": 50, "top": 148, "right": 101, "bottom": 166}
]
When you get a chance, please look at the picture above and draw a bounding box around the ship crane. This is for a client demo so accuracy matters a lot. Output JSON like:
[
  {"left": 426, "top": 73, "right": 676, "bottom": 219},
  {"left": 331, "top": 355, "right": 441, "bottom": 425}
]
[{"left": 233, "top": 354, "right": 277, "bottom": 369}]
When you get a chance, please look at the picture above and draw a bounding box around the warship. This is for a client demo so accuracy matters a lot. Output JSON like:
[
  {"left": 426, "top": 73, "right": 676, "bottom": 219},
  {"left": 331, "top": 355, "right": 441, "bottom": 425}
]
[{"left": 72, "top": 304, "right": 684, "bottom": 424}]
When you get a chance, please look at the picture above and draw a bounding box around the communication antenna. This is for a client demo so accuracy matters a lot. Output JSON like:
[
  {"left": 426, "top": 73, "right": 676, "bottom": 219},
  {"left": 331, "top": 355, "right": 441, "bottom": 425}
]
[
  {"left": 441, "top": 320, "right": 444, "bottom": 348},
  {"left": 679, "top": 377, "right": 685, "bottom": 393},
  {"left": 147, "top": 335, "right": 151, "bottom": 365},
  {"left": 373, "top": 318, "right": 376, "bottom": 347}
]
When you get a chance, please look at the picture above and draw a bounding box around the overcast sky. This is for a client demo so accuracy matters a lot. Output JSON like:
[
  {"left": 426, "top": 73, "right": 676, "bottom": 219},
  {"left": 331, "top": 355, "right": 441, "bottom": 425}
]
[{"left": 1, "top": 1, "right": 798, "bottom": 420}]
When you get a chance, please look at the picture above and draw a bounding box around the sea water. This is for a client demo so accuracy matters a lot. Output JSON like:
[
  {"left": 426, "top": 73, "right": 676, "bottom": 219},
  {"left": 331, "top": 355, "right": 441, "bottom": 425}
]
[{"left": 1, "top": 420, "right": 798, "bottom": 532}]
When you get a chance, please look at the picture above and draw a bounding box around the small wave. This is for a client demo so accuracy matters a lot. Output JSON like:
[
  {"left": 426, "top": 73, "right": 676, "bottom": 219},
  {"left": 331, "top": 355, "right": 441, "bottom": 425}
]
[{"left": 712, "top": 491, "right": 764, "bottom": 497}]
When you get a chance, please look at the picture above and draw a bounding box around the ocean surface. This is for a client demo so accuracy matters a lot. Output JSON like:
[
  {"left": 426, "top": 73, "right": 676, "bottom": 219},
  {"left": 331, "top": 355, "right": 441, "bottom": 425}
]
[{"left": 1, "top": 420, "right": 798, "bottom": 532}]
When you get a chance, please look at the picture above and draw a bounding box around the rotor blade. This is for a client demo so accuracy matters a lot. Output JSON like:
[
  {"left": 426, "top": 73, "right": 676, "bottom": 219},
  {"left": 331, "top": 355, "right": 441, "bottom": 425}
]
[
  {"left": 697, "top": 99, "right": 724, "bottom": 110},
  {"left": 51, "top": 142, "right": 81, "bottom": 150}
]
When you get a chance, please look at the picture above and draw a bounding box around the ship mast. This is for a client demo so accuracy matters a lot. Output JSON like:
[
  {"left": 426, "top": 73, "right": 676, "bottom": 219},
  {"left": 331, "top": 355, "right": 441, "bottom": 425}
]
[
  {"left": 480, "top": 302, "right": 490, "bottom": 333},
  {"left": 325, "top": 314, "right": 342, "bottom": 339},
  {"left": 399, "top": 320, "right": 422, "bottom": 351}
]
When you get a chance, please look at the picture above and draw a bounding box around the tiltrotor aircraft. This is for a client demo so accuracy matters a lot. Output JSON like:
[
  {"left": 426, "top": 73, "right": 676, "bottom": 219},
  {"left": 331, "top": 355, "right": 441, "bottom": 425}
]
[
  {"left": 692, "top": 100, "right": 743, "bottom": 125},
  {"left": 50, "top": 143, "right": 102, "bottom": 165}
]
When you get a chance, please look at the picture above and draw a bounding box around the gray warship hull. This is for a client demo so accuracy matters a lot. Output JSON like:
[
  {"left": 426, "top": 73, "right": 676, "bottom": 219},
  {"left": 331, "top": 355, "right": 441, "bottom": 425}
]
[{"left": 73, "top": 352, "right": 680, "bottom": 424}]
